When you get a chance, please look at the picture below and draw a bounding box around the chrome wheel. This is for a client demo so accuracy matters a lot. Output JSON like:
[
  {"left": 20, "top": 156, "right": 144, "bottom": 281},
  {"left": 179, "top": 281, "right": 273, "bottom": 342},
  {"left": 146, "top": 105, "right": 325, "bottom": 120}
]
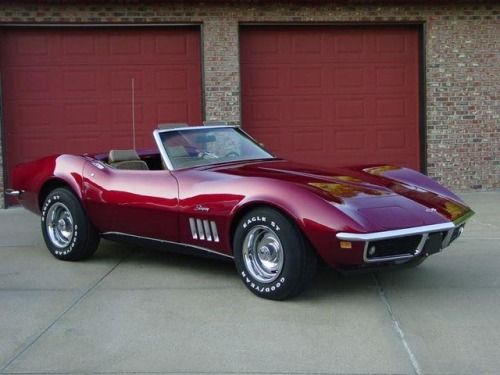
[
  {"left": 46, "top": 202, "right": 74, "bottom": 248},
  {"left": 242, "top": 225, "right": 284, "bottom": 283}
]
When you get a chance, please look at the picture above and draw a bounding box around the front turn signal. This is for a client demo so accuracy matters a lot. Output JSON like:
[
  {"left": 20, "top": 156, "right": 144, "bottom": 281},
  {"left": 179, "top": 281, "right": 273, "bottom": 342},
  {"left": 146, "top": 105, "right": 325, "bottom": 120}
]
[{"left": 340, "top": 241, "right": 352, "bottom": 249}]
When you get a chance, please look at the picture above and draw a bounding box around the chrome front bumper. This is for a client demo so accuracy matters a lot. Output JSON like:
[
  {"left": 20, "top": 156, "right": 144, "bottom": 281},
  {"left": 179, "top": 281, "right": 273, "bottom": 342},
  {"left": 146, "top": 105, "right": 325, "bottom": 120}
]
[{"left": 336, "top": 211, "right": 474, "bottom": 263}]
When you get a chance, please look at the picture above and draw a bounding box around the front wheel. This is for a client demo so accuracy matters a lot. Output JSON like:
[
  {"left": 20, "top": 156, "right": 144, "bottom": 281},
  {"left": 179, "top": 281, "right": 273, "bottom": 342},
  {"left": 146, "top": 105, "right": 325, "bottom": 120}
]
[
  {"left": 41, "top": 187, "right": 100, "bottom": 261},
  {"left": 233, "top": 207, "right": 317, "bottom": 300}
]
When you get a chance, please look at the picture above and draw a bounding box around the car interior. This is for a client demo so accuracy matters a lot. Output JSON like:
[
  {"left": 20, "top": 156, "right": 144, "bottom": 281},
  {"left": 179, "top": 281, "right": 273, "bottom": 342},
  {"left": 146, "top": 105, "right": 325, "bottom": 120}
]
[
  {"left": 107, "top": 149, "right": 149, "bottom": 170},
  {"left": 101, "top": 121, "right": 265, "bottom": 172},
  {"left": 103, "top": 149, "right": 164, "bottom": 171}
]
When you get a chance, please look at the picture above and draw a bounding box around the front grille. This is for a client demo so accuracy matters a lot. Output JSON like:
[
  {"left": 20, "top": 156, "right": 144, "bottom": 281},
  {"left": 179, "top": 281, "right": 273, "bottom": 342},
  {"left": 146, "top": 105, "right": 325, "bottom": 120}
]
[
  {"left": 366, "top": 235, "right": 422, "bottom": 260},
  {"left": 449, "top": 225, "right": 463, "bottom": 244}
]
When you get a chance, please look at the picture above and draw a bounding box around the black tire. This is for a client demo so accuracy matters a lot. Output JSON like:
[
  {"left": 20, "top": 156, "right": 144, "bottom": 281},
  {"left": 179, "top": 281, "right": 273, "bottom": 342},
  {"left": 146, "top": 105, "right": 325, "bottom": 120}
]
[
  {"left": 233, "top": 207, "right": 317, "bottom": 300},
  {"left": 41, "top": 187, "right": 100, "bottom": 261}
]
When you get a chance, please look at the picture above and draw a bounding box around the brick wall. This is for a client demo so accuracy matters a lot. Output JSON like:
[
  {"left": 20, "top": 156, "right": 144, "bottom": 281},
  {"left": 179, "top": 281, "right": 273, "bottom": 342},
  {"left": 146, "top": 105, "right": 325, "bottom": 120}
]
[{"left": 0, "top": 1, "right": 498, "bottom": 207}]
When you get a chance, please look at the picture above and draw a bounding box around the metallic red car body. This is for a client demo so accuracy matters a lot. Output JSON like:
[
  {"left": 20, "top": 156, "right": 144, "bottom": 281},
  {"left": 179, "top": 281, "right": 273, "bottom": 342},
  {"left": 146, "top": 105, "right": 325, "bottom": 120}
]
[{"left": 7, "top": 125, "right": 474, "bottom": 298}]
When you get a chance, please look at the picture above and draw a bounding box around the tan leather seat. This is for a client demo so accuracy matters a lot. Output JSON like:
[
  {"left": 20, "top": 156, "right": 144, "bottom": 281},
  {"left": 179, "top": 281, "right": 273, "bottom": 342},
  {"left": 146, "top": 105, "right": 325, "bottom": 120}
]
[{"left": 108, "top": 149, "right": 149, "bottom": 170}]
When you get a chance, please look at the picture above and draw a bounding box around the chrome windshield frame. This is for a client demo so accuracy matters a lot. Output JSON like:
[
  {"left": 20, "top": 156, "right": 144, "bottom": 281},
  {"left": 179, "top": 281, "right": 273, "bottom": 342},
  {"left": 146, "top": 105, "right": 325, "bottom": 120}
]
[
  {"left": 153, "top": 125, "right": 273, "bottom": 171},
  {"left": 336, "top": 222, "right": 455, "bottom": 242}
]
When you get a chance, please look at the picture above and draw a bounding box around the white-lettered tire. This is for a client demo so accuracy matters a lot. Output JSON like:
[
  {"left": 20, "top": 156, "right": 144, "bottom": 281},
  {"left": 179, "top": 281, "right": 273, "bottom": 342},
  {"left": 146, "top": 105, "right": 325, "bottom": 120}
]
[
  {"left": 41, "top": 187, "right": 100, "bottom": 261},
  {"left": 233, "top": 207, "right": 317, "bottom": 300}
]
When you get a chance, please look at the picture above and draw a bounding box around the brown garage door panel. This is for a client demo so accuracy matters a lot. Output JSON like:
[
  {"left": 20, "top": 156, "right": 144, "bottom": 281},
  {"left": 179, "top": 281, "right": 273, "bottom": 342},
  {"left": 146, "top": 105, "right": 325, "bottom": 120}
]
[
  {"left": 1, "top": 27, "right": 202, "bottom": 183},
  {"left": 241, "top": 26, "right": 420, "bottom": 170}
]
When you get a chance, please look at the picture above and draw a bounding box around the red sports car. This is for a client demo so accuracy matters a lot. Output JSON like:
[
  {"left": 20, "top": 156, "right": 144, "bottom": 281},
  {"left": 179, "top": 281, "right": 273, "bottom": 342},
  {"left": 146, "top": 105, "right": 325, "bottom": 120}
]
[{"left": 7, "top": 125, "right": 474, "bottom": 300}]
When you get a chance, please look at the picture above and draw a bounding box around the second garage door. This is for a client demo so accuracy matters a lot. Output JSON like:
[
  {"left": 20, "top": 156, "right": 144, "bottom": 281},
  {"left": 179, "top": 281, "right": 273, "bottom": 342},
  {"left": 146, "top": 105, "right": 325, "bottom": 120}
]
[{"left": 241, "top": 26, "right": 421, "bottom": 170}]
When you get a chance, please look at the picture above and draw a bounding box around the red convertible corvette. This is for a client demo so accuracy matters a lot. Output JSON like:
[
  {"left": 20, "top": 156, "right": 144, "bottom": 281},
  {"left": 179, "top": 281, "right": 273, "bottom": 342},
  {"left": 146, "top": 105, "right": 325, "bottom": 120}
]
[{"left": 7, "top": 125, "right": 474, "bottom": 300}]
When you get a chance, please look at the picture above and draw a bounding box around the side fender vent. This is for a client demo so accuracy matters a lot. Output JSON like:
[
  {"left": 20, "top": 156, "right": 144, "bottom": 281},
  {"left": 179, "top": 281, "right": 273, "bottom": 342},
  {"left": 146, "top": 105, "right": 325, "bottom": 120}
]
[{"left": 189, "top": 218, "right": 219, "bottom": 242}]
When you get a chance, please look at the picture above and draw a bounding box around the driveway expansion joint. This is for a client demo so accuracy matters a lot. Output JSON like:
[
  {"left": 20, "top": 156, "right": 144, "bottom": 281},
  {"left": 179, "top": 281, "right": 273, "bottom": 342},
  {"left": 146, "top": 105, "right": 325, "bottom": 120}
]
[{"left": 372, "top": 273, "right": 422, "bottom": 375}]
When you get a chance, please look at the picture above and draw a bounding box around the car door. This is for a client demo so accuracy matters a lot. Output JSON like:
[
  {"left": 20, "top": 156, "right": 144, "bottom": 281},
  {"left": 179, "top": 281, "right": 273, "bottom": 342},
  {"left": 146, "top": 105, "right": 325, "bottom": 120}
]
[{"left": 81, "top": 160, "right": 178, "bottom": 241}]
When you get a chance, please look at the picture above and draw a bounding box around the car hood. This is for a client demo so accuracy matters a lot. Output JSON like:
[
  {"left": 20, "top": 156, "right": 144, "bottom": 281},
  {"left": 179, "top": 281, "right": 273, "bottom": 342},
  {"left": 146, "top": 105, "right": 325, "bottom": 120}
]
[
  {"left": 211, "top": 158, "right": 392, "bottom": 195},
  {"left": 204, "top": 159, "right": 472, "bottom": 227}
]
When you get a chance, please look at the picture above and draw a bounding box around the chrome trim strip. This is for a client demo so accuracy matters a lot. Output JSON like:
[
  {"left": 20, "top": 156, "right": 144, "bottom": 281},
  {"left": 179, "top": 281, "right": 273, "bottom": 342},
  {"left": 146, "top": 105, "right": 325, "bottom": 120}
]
[
  {"left": 347, "top": 211, "right": 474, "bottom": 264},
  {"left": 157, "top": 125, "right": 237, "bottom": 133},
  {"left": 363, "top": 250, "right": 415, "bottom": 263},
  {"left": 362, "top": 233, "right": 429, "bottom": 263},
  {"left": 416, "top": 233, "right": 429, "bottom": 255},
  {"left": 5, "top": 189, "right": 23, "bottom": 197},
  {"left": 203, "top": 220, "right": 212, "bottom": 241},
  {"left": 196, "top": 219, "right": 205, "bottom": 240},
  {"left": 336, "top": 222, "right": 455, "bottom": 241},
  {"left": 210, "top": 221, "right": 220, "bottom": 243},
  {"left": 153, "top": 129, "right": 174, "bottom": 171},
  {"left": 189, "top": 218, "right": 198, "bottom": 240},
  {"left": 90, "top": 161, "right": 105, "bottom": 170},
  {"left": 363, "top": 233, "right": 429, "bottom": 263},
  {"left": 441, "top": 228, "right": 455, "bottom": 248},
  {"left": 101, "top": 231, "right": 233, "bottom": 259}
]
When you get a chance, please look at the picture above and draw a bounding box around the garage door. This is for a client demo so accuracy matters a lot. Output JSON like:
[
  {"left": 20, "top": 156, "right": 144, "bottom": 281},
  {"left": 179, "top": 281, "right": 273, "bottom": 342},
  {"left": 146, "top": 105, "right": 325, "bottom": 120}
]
[
  {"left": 0, "top": 26, "right": 202, "bottom": 184},
  {"left": 241, "top": 26, "right": 421, "bottom": 170}
]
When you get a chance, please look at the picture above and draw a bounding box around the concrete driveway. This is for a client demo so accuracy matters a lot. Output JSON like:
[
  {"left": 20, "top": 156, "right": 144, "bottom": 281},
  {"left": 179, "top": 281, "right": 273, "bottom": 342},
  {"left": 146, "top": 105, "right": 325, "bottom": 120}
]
[{"left": 0, "top": 192, "right": 499, "bottom": 375}]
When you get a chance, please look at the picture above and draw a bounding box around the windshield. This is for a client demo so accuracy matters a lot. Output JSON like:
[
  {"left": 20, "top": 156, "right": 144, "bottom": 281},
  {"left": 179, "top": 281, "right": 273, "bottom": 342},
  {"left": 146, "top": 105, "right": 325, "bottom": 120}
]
[{"left": 157, "top": 126, "right": 274, "bottom": 170}]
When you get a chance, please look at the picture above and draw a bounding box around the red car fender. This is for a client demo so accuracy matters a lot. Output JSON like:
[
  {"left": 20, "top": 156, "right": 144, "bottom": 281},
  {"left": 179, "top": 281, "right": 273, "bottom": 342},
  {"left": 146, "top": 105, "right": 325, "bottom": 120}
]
[
  {"left": 228, "top": 179, "right": 367, "bottom": 265},
  {"left": 11, "top": 155, "right": 86, "bottom": 214}
]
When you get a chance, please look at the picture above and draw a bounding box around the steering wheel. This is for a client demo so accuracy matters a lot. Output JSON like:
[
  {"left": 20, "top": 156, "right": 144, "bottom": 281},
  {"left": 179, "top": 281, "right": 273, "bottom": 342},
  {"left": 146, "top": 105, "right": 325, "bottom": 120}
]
[
  {"left": 224, "top": 151, "right": 239, "bottom": 158},
  {"left": 198, "top": 151, "right": 218, "bottom": 159}
]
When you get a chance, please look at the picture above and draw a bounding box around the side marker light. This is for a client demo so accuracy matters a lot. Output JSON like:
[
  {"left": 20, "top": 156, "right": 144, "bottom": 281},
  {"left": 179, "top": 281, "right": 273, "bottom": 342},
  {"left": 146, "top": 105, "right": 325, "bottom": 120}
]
[{"left": 340, "top": 241, "right": 352, "bottom": 249}]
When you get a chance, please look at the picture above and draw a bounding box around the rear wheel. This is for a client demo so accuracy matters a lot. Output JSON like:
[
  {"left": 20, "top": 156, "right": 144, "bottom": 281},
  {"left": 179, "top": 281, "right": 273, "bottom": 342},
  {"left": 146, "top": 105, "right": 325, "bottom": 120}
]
[
  {"left": 41, "top": 188, "right": 99, "bottom": 261},
  {"left": 233, "top": 207, "right": 317, "bottom": 300}
]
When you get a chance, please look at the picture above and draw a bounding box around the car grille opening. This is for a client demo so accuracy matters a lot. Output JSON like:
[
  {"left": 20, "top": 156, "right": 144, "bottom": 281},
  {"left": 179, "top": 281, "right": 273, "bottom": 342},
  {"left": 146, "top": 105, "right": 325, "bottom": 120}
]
[
  {"left": 449, "top": 225, "right": 464, "bottom": 244},
  {"left": 366, "top": 235, "right": 422, "bottom": 260}
]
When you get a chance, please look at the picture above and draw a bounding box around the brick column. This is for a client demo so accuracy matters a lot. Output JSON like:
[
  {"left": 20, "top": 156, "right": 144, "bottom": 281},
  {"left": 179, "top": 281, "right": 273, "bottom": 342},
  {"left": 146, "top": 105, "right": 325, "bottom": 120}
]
[{"left": 202, "top": 16, "right": 240, "bottom": 125}]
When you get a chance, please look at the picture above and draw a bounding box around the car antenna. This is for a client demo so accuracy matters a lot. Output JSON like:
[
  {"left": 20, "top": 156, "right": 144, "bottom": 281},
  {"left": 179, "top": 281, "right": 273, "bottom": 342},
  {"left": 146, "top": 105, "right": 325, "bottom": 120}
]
[{"left": 131, "top": 78, "right": 136, "bottom": 149}]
